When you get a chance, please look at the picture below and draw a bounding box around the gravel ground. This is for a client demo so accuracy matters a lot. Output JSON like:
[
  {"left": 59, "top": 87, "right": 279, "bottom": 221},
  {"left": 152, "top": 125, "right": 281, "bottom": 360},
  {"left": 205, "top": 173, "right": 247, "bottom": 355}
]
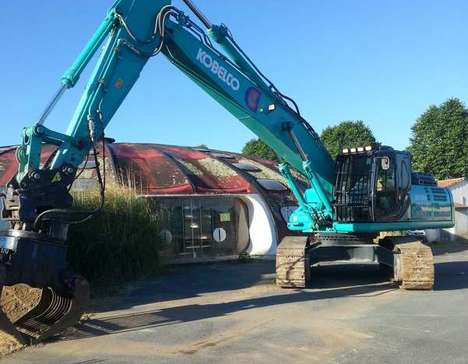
[{"left": 2, "top": 242, "right": 468, "bottom": 364}]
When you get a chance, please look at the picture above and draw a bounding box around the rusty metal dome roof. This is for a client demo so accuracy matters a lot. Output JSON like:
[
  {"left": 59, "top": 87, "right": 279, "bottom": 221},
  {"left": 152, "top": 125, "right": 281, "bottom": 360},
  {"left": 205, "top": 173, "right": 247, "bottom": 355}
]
[{"left": 0, "top": 142, "right": 296, "bottom": 196}]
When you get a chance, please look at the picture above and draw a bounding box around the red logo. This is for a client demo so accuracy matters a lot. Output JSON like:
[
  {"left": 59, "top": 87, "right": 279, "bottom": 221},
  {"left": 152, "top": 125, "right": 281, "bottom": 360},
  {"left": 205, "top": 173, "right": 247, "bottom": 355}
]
[{"left": 245, "top": 87, "right": 261, "bottom": 112}]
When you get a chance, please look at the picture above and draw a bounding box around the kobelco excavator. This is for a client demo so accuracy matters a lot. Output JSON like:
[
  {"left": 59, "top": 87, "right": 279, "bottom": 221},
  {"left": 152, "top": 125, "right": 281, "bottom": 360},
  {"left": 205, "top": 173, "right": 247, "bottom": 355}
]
[{"left": 0, "top": 0, "right": 454, "bottom": 343}]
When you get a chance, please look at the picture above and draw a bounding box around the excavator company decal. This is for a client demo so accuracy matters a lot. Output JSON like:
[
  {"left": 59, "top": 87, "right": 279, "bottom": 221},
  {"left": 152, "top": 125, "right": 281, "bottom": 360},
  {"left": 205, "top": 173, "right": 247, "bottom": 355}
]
[
  {"left": 196, "top": 48, "right": 240, "bottom": 91},
  {"left": 114, "top": 79, "right": 124, "bottom": 89},
  {"left": 245, "top": 87, "right": 261, "bottom": 112}
]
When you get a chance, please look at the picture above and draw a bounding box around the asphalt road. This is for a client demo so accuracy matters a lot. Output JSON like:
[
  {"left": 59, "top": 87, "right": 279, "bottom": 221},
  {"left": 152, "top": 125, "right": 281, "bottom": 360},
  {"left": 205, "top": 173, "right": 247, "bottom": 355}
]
[{"left": 3, "top": 243, "right": 468, "bottom": 364}]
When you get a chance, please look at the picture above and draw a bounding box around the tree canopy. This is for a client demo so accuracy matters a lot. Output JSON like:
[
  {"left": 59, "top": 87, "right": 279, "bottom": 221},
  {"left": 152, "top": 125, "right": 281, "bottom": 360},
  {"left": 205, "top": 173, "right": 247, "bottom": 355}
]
[
  {"left": 320, "top": 120, "right": 376, "bottom": 158},
  {"left": 242, "top": 138, "right": 279, "bottom": 161},
  {"left": 242, "top": 121, "right": 375, "bottom": 162},
  {"left": 409, "top": 98, "right": 467, "bottom": 179}
]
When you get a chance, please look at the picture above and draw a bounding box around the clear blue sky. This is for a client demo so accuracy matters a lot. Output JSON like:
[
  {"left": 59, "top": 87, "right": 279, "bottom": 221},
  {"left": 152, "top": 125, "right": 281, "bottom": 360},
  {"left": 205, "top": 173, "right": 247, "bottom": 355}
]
[{"left": 1, "top": 0, "right": 467, "bottom": 152}]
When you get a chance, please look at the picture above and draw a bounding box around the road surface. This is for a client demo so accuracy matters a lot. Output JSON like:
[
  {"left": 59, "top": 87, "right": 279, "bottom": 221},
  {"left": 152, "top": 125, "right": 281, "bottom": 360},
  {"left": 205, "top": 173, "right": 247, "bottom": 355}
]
[{"left": 3, "top": 242, "right": 468, "bottom": 363}]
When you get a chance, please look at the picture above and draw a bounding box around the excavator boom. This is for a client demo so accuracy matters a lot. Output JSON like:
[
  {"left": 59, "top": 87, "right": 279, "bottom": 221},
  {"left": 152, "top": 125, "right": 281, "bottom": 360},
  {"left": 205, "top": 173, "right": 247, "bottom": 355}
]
[{"left": 11, "top": 0, "right": 336, "bottom": 233}]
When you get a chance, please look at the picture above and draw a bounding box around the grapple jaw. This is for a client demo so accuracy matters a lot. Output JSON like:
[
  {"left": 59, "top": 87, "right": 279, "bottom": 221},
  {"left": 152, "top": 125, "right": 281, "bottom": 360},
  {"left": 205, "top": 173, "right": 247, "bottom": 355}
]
[{"left": 0, "top": 230, "right": 89, "bottom": 342}]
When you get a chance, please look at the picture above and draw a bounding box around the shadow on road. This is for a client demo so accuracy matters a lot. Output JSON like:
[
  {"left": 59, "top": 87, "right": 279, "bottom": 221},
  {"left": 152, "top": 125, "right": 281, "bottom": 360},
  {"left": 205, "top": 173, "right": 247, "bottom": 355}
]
[
  {"left": 431, "top": 239, "right": 468, "bottom": 256},
  {"left": 59, "top": 263, "right": 395, "bottom": 342},
  {"left": 90, "top": 261, "right": 393, "bottom": 313},
  {"left": 434, "top": 260, "right": 468, "bottom": 291},
  {"left": 53, "top": 253, "right": 468, "bottom": 343},
  {"left": 87, "top": 241, "right": 468, "bottom": 314},
  {"left": 91, "top": 261, "right": 277, "bottom": 312}
]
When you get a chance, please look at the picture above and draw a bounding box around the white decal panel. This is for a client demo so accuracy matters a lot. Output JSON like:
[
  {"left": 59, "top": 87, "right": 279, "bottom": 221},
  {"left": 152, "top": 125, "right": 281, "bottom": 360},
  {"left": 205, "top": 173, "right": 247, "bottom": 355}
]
[{"left": 196, "top": 48, "right": 240, "bottom": 91}]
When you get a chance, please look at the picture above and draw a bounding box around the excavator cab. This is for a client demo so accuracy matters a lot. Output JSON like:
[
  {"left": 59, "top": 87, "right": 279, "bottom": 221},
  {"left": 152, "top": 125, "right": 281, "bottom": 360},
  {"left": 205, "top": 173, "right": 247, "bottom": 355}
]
[{"left": 334, "top": 144, "right": 411, "bottom": 223}]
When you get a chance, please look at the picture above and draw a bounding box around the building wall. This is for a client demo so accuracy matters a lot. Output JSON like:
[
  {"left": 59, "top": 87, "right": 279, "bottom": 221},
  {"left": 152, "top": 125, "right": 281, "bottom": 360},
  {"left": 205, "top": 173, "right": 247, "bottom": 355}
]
[
  {"left": 450, "top": 181, "right": 468, "bottom": 206},
  {"left": 453, "top": 209, "right": 468, "bottom": 239},
  {"left": 426, "top": 181, "right": 468, "bottom": 242},
  {"left": 451, "top": 181, "right": 468, "bottom": 239},
  {"left": 239, "top": 194, "right": 278, "bottom": 258}
]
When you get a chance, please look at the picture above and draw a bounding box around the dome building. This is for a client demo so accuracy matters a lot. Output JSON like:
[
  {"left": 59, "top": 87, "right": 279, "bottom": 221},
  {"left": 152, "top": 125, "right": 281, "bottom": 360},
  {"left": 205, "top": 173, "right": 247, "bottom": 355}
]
[{"left": 0, "top": 142, "right": 302, "bottom": 262}]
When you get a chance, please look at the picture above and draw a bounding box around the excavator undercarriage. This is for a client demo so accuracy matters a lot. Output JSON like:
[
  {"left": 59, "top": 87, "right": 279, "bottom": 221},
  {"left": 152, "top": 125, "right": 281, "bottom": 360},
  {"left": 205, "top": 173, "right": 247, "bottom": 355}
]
[{"left": 276, "top": 234, "right": 434, "bottom": 290}]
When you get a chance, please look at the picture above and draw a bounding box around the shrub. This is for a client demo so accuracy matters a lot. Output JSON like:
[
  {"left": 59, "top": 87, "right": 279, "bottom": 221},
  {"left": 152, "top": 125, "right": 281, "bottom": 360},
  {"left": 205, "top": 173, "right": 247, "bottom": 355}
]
[{"left": 67, "top": 185, "right": 163, "bottom": 288}]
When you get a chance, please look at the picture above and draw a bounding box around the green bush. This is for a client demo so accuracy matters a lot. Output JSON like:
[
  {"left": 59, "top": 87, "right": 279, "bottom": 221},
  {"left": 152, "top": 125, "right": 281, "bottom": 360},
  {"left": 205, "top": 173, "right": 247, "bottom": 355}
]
[{"left": 67, "top": 185, "right": 163, "bottom": 288}]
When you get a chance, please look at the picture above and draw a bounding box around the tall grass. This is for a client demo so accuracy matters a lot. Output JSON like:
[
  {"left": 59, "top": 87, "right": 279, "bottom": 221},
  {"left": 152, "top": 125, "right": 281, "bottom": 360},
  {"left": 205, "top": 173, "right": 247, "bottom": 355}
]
[{"left": 67, "top": 184, "right": 163, "bottom": 288}]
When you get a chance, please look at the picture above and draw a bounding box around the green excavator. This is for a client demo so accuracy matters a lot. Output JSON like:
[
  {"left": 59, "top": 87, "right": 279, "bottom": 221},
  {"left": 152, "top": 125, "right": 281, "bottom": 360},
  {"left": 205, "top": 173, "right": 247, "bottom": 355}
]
[{"left": 0, "top": 0, "right": 454, "bottom": 343}]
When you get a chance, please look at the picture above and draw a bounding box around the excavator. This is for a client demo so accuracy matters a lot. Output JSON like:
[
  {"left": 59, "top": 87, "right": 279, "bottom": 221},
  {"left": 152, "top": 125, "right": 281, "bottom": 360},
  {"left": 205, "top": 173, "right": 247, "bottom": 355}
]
[{"left": 0, "top": 0, "right": 454, "bottom": 344}]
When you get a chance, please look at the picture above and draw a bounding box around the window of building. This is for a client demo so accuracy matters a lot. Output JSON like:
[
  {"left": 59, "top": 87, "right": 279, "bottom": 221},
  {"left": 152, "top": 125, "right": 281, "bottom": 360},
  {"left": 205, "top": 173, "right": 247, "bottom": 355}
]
[
  {"left": 211, "top": 153, "right": 235, "bottom": 159},
  {"left": 256, "top": 178, "right": 288, "bottom": 192},
  {"left": 150, "top": 196, "right": 250, "bottom": 259},
  {"left": 232, "top": 162, "right": 261, "bottom": 172}
]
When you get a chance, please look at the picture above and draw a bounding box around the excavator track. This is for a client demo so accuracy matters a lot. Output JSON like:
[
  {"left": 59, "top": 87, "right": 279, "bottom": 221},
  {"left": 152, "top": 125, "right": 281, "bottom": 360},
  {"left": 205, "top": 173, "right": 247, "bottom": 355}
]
[
  {"left": 276, "top": 236, "right": 310, "bottom": 288},
  {"left": 391, "top": 237, "right": 434, "bottom": 290},
  {"left": 0, "top": 276, "right": 89, "bottom": 344},
  {"left": 276, "top": 235, "right": 434, "bottom": 291}
]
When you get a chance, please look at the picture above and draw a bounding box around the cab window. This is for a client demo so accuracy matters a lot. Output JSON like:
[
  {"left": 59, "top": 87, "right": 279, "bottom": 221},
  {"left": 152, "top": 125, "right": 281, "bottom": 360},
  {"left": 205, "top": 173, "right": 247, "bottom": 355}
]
[{"left": 375, "top": 156, "right": 398, "bottom": 219}]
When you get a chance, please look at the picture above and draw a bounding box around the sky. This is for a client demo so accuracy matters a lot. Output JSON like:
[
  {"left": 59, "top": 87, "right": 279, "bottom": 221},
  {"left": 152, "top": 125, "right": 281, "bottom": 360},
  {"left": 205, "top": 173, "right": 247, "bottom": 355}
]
[{"left": 0, "top": 0, "right": 467, "bottom": 152}]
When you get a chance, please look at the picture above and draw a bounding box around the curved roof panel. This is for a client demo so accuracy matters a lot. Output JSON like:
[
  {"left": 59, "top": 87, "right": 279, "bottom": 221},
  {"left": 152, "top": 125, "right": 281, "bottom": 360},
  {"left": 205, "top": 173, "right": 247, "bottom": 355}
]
[
  {"left": 160, "top": 146, "right": 251, "bottom": 193},
  {"left": 0, "top": 145, "right": 58, "bottom": 186},
  {"left": 109, "top": 143, "right": 193, "bottom": 194},
  {"left": 0, "top": 142, "right": 302, "bottom": 199}
]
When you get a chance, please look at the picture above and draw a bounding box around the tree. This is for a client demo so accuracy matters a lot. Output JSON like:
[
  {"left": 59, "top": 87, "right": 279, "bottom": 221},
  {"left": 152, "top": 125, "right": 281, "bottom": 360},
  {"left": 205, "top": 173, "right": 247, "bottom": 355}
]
[
  {"left": 242, "top": 138, "right": 279, "bottom": 161},
  {"left": 320, "top": 120, "right": 376, "bottom": 158},
  {"left": 409, "top": 98, "right": 467, "bottom": 179}
]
